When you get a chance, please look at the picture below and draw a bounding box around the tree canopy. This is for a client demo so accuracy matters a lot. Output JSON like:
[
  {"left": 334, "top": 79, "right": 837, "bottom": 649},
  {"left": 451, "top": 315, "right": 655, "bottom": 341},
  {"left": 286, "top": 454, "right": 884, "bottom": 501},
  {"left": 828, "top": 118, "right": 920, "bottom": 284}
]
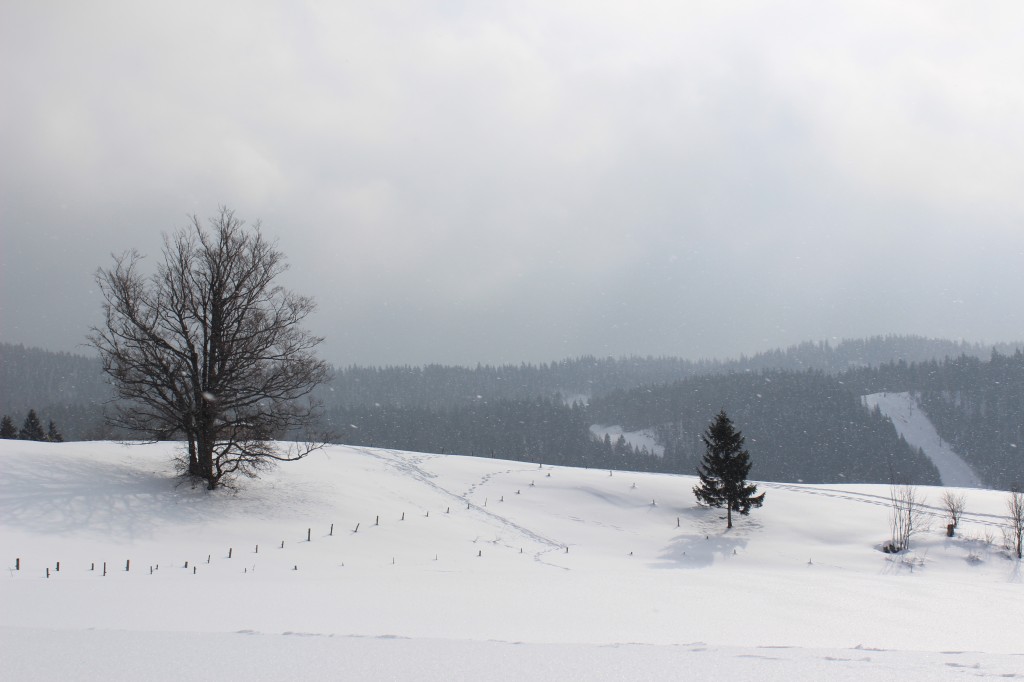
[{"left": 89, "top": 208, "right": 329, "bottom": 489}]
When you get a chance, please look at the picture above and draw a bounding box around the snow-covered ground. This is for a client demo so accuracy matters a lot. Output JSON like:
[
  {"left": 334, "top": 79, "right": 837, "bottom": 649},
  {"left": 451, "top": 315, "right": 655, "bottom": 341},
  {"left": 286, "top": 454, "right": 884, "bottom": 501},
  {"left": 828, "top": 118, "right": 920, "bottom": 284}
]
[
  {"left": 589, "top": 424, "right": 664, "bottom": 455},
  {"left": 2, "top": 440, "right": 1023, "bottom": 680},
  {"left": 864, "top": 392, "right": 984, "bottom": 488}
]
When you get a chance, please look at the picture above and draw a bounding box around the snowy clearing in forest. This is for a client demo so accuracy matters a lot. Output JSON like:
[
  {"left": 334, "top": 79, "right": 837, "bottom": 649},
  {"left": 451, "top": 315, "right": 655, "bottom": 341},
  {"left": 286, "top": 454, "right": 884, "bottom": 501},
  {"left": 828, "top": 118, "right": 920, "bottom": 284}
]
[
  {"left": 864, "top": 391, "right": 984, "bottom": 488},
  {"left": 589, "top": 424, "right": 664, "bottom": 455},
  {"left": 1, "top": 440, "right": 1022, "bottom": 680}
]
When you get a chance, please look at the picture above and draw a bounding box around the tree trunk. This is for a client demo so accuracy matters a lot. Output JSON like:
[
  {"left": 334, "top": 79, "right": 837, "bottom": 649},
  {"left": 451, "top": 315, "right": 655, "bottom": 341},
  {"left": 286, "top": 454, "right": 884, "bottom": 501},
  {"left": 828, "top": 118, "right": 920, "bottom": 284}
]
[
  {"left": 187, "top": 436, "right": 199, "bottom": 476},
  {"left": 727, "top": 504, "right": 733, "bottom": 529},
  {"left": 195, "top": 429, "right": 216, "bottom": 489}
]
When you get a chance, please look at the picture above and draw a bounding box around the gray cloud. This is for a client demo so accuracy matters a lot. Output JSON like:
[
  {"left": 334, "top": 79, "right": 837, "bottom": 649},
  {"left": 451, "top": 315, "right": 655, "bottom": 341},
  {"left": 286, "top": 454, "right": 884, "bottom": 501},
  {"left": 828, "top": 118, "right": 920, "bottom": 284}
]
[{"left": 3, "top": 1, "right": 1024, "bottom": 366}]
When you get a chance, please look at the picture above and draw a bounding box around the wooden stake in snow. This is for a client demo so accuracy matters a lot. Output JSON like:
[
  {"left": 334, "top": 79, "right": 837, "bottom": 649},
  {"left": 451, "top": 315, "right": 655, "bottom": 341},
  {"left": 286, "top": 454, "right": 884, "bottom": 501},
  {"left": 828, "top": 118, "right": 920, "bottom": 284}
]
[
  {"left": 207, "top": 554, "right": 211, "bottom": 563},
  {"left": 330, "top": 523, "right": 334, "bottom": 536},
  {"left": 15, "top": 558, "right": 19, "bottom": 571},
  {"left": 477, "top": 550, "right": 482, "bottom": 557},
  {"left": 46, "top": 568, "right": 49, "bottom": 578},
  {"left": 280, "top": 540, "right": 285, "bottom": 549},
  {"left": 55, "top": 561, "right": 59, "bottom": 572},
  {"left": 125, "top": 559, "right": 130, "bottom": 572},
  {"left": 401, "top": 512, "right": 405, "bottom": 521},
  {"left": 228, "top": 548, "right": 232, "bottom": 558},
  {"left": 193, "top": 566, "right": 196, "bottom": 574},
  {"left": 354, "top": 523, "right": 360, "bottom": 533},
  {"left": 90, "top": 562, "right": 94, "bottom": 571},
  {"left": 255, "top": 545, "right": 259, "bottom": 554},
  {"left": 103, "top": 562, "right": 107, "bottom": 576},
  {"left": 677, "top": 517, "right": 680, "bottom": 528},
  {"left": 184, "top": 561, "right": 189, "bottom": 568},
  {"left": 376, "top": 515, "right": 379, "bottom": 526},
  {"left": 307, "top": 528, "right": 311, "bottom": 542}
]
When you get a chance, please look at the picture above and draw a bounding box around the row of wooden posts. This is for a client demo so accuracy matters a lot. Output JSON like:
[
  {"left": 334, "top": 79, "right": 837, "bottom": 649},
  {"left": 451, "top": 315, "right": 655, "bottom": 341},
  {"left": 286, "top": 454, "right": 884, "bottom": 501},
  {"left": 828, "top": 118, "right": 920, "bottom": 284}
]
[
  {"left": 15, "top": 506, "right": 472, "bottom": 578},
  {"left": 16, "top": 484, "right": 668, "bottom": 577}
]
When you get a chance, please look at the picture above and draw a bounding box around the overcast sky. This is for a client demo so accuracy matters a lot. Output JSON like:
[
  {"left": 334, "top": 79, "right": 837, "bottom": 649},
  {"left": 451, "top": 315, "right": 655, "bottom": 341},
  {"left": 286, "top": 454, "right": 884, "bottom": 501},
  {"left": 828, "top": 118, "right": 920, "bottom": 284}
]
[{"left": 2, "top": 1, "right": 1024, "bottom": 367}]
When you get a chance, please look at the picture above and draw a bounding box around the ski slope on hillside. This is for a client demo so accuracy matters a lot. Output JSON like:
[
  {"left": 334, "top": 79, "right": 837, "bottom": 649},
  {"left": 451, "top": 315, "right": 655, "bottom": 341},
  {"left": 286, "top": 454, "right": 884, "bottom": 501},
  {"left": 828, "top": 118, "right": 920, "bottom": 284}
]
[
  {"left": 1, "top": 441, "right": 1022, "bottom": 680},
  {"left": 864, "top": 392, "right": 984, "bottom": 488}
]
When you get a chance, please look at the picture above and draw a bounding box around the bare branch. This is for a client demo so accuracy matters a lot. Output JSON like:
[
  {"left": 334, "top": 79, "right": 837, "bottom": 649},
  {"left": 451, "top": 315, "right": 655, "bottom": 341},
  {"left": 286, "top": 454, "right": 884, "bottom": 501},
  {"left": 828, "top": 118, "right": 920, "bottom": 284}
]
[{"left": 89, "top": 208, "right": 329, "bottom": 490}]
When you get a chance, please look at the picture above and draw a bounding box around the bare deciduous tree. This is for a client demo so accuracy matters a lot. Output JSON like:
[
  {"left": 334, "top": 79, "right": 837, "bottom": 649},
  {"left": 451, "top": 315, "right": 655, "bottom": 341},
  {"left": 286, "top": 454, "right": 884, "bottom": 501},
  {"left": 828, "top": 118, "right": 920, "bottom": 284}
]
[
  {"left": 941, "top": 490, "right": 967, "bottom": 537},
  {"left": 1007, "top": 488, "right": 1024, "bottom": 560},
  {"left": 886, "top": 484, "right": 929, "bottom": 552},
  {"left": 89, "top": 208, "right": 329, "bottom": 490}
]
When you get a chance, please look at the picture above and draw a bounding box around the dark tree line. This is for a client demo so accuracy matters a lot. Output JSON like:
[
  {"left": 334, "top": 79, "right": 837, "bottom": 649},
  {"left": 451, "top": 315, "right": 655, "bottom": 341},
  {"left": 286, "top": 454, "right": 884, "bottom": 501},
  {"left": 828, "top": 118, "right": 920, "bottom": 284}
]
[
  {"left": 0, "top": 343, "right": 111, "bottom": 440},
  {"left": 5, "top": 333, "right": 1024, "bottom": 487},
  {"left": 0, "top": 409, "right": 63, "bottom": 442},
  {"left": 324, "top": 396, "right": 668, "bottom": 472},
  {"left": 846, "top": 350, "right": 1024, "bottom": 487},
  {"left": 320, "top": 368, "right": 941, "bottom": 485},
  {"left": 315, "top": 335, "right": 1018, "bottom": 411},
  {"left": 4, "top": 335, "right": 1016, "bottom": 440},
  {"left": 588, "top": 370, "right": 940, "bottom": 485}
]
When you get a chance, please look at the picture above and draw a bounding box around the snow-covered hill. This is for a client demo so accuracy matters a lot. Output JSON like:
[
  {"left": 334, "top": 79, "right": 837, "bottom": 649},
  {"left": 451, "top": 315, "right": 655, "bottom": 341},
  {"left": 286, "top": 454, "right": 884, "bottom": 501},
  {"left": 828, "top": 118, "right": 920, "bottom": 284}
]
[{"left": 2, "top": 441, "right": 1023, "bottom": 680}]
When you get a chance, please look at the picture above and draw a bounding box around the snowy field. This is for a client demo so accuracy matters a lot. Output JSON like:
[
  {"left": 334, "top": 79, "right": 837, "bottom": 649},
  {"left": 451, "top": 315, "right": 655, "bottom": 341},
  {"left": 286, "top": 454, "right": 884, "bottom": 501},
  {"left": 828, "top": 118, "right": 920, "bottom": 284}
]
[{"left": 2, "top": 440, "right": 1024, "bottom": 680}]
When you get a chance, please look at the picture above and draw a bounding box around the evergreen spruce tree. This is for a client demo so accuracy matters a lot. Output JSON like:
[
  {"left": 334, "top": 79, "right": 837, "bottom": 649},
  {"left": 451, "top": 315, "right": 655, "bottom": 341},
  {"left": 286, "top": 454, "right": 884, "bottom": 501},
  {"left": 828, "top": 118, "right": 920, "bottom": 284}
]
[
  {"left": 46, "top": 420, "right": 63, "bottom": 443},
  {"left": 0, "top": 415, "right": 17, "bottom": 439},
  {"left": 693, "top": 410, "right": 765, "bottom": 529},
  {"left": 19, "top": 409, "right": 46, "bottom": 441}
]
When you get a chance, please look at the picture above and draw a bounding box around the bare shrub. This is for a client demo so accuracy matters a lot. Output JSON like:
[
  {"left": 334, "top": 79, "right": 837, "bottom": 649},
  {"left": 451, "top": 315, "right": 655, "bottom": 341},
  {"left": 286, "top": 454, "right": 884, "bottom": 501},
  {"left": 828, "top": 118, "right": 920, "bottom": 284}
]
[
  {"left": 1007, "top": 489, "right": 1024, "bottom": 560},
  {"left": 941, "top": 490, "right": 967, "bottom": 536},
  {"left": 886, "top": 484, "right": 929, "bottom": 552}
]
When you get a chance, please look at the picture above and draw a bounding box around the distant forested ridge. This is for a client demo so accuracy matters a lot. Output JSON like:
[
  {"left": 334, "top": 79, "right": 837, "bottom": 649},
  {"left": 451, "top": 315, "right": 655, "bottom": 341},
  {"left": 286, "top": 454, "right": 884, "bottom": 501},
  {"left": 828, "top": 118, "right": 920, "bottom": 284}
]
[
  {"left": 0, "top": 344, "right": 112, "bottom": 440},
  {"left": 588, "top": 370, "right": 939, "bottom": 485},
  {"left": 319, "top": 336, "right": 1019, "bottom": 410},
  {"left": 845, "top": 350, "right": 1024, "bottom": 488},
  {"left": 2, "top": 337, "right": 1021, "bottom": 487},
  {"left": 324, "top": 396, "right": 664, "bottom": 472}
]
